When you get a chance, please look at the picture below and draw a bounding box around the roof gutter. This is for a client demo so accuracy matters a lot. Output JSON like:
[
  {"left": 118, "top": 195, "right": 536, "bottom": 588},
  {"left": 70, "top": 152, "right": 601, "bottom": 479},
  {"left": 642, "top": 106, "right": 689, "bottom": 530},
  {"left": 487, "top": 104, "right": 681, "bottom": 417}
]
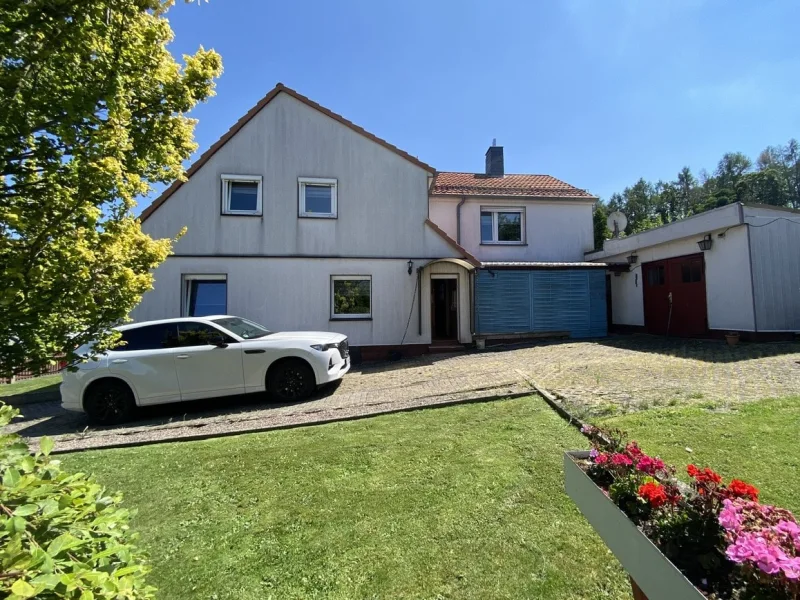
[{"left": 456, "top": 196, "right": 466, "bottom": 244}]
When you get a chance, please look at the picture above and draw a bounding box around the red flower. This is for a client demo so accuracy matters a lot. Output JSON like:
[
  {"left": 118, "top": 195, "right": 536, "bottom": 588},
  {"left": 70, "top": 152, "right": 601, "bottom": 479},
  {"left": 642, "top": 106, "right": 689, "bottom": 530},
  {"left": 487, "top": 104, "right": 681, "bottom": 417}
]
[
  {"left": 625, "top": 442, "right": 643, "bottom": 457},
  {"left": 594, "top": 453, "right": 609, "bottom": 465},
  {"left": 727, "top": 479, "right": 759, "bottom": 501},
  {"left": 687, "top": 465, "right": 722, "bottom": 485},
  {"left": 638, "top": 482, "right": 669, "bottom": 508},
  {"left": 611, "top": 453, "right": 633, "bottom": 467}
]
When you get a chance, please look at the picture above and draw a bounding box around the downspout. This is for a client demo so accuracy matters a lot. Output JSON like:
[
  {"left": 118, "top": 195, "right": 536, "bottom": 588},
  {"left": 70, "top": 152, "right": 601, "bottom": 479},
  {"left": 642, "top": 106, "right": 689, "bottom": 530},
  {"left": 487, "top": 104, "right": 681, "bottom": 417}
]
[
  {"left": 456, "top": 196, "right": 467, "bottom": 244},
  {"left": 417, "top": 267, "right": 422, "bottom": 337},
  {"left": 741, "top": 203, "right": 759, "bottom": 333}
]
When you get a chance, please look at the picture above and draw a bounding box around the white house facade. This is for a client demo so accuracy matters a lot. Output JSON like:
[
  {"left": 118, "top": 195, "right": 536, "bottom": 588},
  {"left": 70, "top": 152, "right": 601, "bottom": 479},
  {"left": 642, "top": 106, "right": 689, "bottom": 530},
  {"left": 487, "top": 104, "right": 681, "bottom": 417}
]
[{"left": 135, "top": 84, "right": 477, "bottom": 360}]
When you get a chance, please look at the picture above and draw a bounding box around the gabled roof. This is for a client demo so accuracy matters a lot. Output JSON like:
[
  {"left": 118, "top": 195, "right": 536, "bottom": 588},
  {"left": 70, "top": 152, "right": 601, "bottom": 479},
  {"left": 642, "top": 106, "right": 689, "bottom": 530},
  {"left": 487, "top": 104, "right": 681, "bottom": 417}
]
[
  {"left": 140, "top": 83, "right": 436, "bottom": 222},
  {"left": 431, "top": 172, "right": 596, "bottom": 199}
]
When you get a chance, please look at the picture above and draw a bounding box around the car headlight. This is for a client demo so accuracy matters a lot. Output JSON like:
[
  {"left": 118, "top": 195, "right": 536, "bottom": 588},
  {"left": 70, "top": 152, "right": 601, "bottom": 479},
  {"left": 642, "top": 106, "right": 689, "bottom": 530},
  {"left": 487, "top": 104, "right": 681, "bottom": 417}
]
[{"left": 310, "top": 343, "right": 339, "bottom": 352}]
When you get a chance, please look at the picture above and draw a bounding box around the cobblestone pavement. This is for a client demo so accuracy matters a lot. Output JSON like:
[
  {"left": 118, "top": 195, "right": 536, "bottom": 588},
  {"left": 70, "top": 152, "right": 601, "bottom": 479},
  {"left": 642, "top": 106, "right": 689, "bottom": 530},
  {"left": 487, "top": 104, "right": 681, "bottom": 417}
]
[{"left": 8, "top": 336, "right": 800, "bottom": 451}]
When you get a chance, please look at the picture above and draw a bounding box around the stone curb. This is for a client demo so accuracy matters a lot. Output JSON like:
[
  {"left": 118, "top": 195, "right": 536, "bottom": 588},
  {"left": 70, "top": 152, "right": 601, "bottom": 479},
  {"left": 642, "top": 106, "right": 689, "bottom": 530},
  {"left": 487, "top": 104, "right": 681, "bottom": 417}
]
[{"left": 52, "top": 390, "right": 535, "bottom": 455}]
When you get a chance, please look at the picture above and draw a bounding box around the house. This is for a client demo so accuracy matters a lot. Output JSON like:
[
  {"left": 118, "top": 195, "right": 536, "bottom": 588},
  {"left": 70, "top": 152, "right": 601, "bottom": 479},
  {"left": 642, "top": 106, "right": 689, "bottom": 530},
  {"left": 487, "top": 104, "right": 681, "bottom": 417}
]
[
  {"left": 134, "top": 83, "right": 605, "bottom": 360},
  {"left": 586, "top": 202, "right": 800, "bottom": 339},
  {"left": 429, "top": 145, "right": 607, "bottom": 341}
]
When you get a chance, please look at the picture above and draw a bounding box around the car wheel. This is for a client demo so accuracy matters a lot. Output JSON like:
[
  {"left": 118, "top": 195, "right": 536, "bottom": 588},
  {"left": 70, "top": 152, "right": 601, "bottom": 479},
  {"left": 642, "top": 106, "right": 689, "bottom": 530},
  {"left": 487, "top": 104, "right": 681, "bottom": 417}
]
[
  {"left": 84, "top": 379, "right": 135, "bottom": 425},
  {"left": 267, "top": 359, "right": 316, "bottom": 402}
]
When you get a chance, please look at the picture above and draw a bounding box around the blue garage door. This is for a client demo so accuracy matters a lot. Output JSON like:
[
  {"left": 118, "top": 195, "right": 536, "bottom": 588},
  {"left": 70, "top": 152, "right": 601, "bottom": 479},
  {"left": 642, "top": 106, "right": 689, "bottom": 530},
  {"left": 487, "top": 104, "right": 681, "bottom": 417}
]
[{"left": 475, "top": 269, "right": 607, "bottom": 338}]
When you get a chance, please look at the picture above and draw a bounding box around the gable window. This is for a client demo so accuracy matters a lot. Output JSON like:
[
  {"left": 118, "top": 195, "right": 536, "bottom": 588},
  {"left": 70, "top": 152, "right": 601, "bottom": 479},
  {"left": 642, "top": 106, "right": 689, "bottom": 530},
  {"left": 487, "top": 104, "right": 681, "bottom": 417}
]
[
  {"left": 183, "top": 275, "right": 227, "bottom": 317},
  {"left": 299, "top": 177, "right": 337, "bottom": 218},
  {"left": 480, "top": 208, "right": 524, "bottom": 244},
  {"left": 221, "top": 174, "right": 262, "bottom": 215},
  {"left": 331, "top": 275, "right": 371, "bottom": 319}
]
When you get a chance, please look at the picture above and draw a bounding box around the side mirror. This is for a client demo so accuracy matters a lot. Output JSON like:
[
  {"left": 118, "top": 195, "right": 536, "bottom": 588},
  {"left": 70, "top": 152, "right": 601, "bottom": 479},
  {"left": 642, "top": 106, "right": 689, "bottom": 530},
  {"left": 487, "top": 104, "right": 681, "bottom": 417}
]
[{"left": 212, "top": 338, "right": 228, "bottom": 348}]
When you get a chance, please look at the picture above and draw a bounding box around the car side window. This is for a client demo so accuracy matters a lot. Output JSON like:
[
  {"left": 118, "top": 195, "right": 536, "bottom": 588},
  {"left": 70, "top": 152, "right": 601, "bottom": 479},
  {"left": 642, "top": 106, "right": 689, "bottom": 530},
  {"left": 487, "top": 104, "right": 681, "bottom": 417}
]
[
  {"left": 117, "top": 324, "right": 178, "bottom": 351},
  {"left": 176, "top": 322, "right": 234, "bottom": 347}
]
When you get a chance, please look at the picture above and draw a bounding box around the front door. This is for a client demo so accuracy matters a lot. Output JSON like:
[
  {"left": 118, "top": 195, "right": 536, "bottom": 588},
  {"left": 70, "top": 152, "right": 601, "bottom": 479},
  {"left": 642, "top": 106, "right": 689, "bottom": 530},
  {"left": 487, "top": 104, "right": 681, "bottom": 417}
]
[
  {"left": 642, "top": 254, "right": 708, "bottom": 337},
  {"left": 431, "top": 278, "right": 458, "bottom": 341}
]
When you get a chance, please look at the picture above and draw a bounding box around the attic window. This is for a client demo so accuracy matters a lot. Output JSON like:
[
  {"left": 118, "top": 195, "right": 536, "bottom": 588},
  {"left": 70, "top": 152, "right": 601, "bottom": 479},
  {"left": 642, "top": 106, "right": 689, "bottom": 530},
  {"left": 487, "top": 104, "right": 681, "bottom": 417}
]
[
  {"left": 221, "top": 174, "right": 262, "bottom": 215},
  {"left": 299, "top": 177, "right": 337, "bottom": 218}
]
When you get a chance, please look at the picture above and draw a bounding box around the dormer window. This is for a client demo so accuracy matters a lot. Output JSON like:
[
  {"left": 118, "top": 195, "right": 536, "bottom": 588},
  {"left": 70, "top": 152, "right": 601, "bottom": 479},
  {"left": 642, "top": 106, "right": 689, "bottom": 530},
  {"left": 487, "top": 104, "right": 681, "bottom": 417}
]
[
  {"left": 221, "top": 174, "right": 262, "bottom": 216},
  {"left": 299, "top": 177, "right": 337, "bottom": 218}
]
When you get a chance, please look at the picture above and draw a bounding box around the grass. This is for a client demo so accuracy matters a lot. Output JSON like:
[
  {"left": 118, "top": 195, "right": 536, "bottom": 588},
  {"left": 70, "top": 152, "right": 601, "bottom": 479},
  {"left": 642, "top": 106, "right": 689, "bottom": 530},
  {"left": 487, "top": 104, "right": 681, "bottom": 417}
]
[
  {"left": 62, "top": 397, "right": 631, "bottom": 600},
  {"left": 0, "top": 374, "right": 61, "bottom": 397},
  {"left": 600, "top": 396, "right": 800, "bottom": 512}
]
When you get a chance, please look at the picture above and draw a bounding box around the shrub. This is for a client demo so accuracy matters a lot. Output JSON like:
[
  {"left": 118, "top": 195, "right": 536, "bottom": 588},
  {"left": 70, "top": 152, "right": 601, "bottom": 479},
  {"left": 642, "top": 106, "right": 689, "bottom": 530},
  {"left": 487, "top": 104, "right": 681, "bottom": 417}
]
[{"left": 0, "top": 403, "right": 155, "bottom": 599}]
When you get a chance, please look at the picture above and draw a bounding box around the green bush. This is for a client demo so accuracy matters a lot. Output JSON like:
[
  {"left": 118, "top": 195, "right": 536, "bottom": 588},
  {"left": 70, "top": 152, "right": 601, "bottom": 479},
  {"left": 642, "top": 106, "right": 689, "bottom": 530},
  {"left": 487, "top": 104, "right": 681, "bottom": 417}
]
[{"left": 0, "top": 403, "right": 155, "bottom": 599}]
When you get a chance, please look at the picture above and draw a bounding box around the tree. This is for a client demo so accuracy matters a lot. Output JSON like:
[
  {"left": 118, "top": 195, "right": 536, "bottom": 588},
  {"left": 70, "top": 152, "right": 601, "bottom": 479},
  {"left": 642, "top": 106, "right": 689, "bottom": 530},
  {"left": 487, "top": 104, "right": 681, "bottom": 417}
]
[
  {"left": 0, "top": 1, "right": 223, "bottom": 377},
  {"left": 593, "top": 201, "right": 610, "bottom": 250}
]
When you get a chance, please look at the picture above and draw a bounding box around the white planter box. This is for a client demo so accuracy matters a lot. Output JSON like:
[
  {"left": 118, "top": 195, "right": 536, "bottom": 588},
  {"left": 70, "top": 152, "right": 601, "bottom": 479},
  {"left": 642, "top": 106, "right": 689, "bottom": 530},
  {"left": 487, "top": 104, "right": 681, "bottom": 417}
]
[{"left": 564, "top": 451, "right": 705, "bottom": 600}]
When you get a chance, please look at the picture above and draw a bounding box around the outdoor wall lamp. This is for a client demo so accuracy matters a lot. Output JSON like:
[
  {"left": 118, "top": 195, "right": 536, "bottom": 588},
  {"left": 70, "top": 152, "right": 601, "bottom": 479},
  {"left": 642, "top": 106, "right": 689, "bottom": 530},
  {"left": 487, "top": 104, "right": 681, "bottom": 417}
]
[
  {"left": 407, "top": 259, "right": 414, "bottom": 275},
  {"left": 627, "top": 254, "right": 638, "bottom": 265},
  {"left": 697, "top": 235, "right": 713, "bottom": 251}
]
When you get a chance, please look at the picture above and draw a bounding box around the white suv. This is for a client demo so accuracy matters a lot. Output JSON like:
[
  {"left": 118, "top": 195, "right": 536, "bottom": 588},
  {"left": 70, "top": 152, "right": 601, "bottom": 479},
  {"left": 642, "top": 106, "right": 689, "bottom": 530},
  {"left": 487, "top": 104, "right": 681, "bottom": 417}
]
[{"left": 61, "top": 316, "right": 350, "bottom": 424}]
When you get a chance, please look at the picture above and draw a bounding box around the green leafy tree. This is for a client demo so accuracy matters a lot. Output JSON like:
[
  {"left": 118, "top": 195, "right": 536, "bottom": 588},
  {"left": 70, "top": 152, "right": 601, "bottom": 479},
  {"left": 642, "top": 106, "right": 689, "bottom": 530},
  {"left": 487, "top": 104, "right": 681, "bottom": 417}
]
[
  {"left": 0, "top": 402, "right": 155, "bottom": 598},
  {"left": 0, "top": 0, "right": 223, "bottom": 377},
  {"left": 593, "top": 201, "right": 610, "bottom": 250}
]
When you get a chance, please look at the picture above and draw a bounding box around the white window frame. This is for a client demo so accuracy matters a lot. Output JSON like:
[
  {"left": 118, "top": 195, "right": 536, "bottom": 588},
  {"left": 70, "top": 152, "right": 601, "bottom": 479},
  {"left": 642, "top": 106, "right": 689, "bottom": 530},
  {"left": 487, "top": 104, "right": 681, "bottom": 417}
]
[
  {"left": 182, "top": 274, "right": 227, "bottom": 317},
  {"left": 330, "top": 275, "right": 371, "bottom": 320},
  {"left": 299, "top": 177, "right": 338, "bottom": 218},
  {"left": 480, "top": 207, "right": 525, "bottom": 245},
  {"left": 221, "top": 174, "right": 262, "bottom": 216}
]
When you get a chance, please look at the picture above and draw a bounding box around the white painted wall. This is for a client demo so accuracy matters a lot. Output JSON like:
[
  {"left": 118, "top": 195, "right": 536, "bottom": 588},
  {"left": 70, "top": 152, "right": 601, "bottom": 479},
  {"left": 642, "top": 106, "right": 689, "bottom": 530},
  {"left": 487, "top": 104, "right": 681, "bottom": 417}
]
[
  {"left": 132, "top": 257, "right": 432, "bottom": 347},
  {"left": 429, "top": 196, "right": 595, "bottom": 262},
  {"left": 142, "top": 92, "right": 453, "bottom": 259},
  {"left": 602, "top": 225, "right": 755, "bottom": 331},
  {"left": 744, "top": 205, "right": 800, "bottom": 331}
]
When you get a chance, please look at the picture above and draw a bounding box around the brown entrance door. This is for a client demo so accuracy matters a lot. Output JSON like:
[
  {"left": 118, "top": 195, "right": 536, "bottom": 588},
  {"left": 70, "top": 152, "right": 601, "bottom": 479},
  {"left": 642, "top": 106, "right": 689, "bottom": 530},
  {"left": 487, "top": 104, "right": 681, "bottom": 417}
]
[
  {"left": 642, "top": 254, "right": 708, "bottom": 337},
  {"left": 431, "top": 278, "right": 458, "bottom": 340}
]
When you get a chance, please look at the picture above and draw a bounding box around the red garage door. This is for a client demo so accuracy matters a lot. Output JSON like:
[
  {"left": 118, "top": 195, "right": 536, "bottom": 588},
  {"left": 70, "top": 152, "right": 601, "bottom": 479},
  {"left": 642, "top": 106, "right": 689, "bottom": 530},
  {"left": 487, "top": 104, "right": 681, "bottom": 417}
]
[{"left": 642, "top": 254, "right": 708, "bottom": 337}]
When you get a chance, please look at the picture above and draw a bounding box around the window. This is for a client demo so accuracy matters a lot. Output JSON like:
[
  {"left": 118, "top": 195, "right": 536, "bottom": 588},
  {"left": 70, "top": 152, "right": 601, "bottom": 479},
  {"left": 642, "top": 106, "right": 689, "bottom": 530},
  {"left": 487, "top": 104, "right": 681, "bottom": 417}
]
[
  {"left": 221, "top": 174, "right": 262, "bottom": 215},
  {"left": 331, "top": 275, "right": 371, "bottom": 319},
  {"left": 211, "top": 317, "right": 273, "bottom": 340},
  {"left": 299, "top": 177, "right": 337, "bottom": 218},
  {"left": 176, "top": 322, "right": 233, "bottom": 347},
  {"left": 183, "top": 275, "right": 227, "bottom": 317},
  {"left": 647, "top": 265, "right": 665, "bottom": 287},
  {"left": 681, "top": 262, "right": 702, "bottom": 283},
  {"left": 480, "top": 208, "right": 524, "bottom": 243},
  {"left": 116, "top": 324, "right": 178, "bottom": 351}
]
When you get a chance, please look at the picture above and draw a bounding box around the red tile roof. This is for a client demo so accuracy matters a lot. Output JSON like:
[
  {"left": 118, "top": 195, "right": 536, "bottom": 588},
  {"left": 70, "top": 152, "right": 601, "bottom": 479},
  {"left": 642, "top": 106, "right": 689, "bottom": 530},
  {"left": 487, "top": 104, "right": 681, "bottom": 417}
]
[{"left": 431, "top": 172, "right": 596, "bottom": 199}]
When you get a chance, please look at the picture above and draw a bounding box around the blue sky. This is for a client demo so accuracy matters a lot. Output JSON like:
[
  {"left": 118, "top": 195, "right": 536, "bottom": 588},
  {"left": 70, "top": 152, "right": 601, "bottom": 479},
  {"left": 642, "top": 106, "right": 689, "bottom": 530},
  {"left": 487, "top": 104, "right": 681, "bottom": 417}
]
[{"left": 151, "top": 0, "right": 800, "bottom": 211}]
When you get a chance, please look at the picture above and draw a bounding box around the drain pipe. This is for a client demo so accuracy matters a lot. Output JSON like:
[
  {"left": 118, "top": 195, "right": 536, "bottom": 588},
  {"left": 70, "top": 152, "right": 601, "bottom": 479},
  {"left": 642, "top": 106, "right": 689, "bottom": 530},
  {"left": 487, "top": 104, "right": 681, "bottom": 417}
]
[{"left": 456, "top": 196, "right": 466, "bottom": 243}]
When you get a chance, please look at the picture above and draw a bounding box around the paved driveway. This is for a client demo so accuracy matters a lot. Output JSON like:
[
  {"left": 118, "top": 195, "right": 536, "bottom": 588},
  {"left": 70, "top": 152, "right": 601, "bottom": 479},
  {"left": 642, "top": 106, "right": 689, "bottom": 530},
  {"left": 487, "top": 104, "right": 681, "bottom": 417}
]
[{"left": 8, "top": 336, "right": 800, "bottom": 452}]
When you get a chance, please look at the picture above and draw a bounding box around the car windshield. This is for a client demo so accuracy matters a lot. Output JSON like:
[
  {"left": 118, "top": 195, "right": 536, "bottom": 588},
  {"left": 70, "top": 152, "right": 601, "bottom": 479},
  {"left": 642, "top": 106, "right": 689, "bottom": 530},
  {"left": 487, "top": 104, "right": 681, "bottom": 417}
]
[{"left": 211, "top": 317, "right": 273, "bottom": 340}]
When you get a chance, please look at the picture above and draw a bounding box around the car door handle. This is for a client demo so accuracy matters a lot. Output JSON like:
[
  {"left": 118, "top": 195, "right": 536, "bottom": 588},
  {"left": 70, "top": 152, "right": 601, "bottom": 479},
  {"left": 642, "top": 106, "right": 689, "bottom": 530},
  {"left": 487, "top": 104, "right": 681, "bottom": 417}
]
[
  {"left": 176, "top": 354, "right": 190, "bottom": 359},
  {"left": 244, "top": 349, "right": 265, "bottom": 354},
  {"left": 111, "top": 358, "right": 128, "bottom": 364}
]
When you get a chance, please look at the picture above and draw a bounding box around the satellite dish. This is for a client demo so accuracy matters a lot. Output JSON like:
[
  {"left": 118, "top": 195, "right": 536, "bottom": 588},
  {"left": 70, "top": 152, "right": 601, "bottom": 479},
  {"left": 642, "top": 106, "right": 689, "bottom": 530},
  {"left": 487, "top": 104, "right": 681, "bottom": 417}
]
[{"left": 607, "top": 211, "right": 628, "bottom": 238}]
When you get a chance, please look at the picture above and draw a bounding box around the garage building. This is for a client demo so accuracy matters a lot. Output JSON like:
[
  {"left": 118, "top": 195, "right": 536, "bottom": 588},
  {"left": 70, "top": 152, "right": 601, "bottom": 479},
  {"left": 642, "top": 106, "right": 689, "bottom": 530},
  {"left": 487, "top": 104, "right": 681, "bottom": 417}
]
[{"left": 586, "top": 203, "right": 800, "bottom": 339}]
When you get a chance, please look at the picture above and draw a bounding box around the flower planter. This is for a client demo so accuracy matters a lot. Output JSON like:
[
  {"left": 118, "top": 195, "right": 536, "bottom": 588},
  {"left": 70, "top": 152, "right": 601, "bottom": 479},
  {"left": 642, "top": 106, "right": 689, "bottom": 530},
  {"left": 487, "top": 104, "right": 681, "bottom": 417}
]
[
  {"left": 564, "top": 451, "right": 705, "bottom": 600},
  {"left": 725, "top": 332, "right": 740, "bottom": 346}
]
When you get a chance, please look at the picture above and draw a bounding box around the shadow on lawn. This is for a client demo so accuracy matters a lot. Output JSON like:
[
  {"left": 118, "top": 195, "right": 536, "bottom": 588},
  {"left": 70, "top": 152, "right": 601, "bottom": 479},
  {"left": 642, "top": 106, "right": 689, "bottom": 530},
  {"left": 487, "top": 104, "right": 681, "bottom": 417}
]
[{"left": 11, "top": 380, "right": 344, "bottom": 440}]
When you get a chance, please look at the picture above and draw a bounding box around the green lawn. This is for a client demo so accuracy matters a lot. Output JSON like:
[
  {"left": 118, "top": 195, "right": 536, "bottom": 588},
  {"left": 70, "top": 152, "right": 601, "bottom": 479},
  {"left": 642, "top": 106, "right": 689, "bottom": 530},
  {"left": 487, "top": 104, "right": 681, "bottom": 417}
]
[
  {"left": 600, "top": 396, "right": 800, "bottom": 513},
  {"left": 59, "top": 394, "right": 799, "bottom": 599},
  {"left": 63, "top": 397, "right": 630, "bottom": 600},
  {"left": 0, "top": 374, "right": 61, "bottom": 397}
]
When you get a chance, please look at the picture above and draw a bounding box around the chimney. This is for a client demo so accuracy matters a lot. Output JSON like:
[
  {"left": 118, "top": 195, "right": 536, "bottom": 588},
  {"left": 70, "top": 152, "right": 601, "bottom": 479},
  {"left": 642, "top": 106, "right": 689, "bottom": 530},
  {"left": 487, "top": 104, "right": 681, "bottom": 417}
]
[{"left": 485, "top": 139, "right": 504, "bottom": 177}]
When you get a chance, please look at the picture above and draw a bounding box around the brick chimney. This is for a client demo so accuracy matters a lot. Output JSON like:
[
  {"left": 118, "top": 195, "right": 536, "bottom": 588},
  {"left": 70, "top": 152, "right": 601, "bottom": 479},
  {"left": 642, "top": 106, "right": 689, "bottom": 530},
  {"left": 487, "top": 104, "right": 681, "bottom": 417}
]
[{"left": 485, "top": 139, "right": 504, "bottom": 177}]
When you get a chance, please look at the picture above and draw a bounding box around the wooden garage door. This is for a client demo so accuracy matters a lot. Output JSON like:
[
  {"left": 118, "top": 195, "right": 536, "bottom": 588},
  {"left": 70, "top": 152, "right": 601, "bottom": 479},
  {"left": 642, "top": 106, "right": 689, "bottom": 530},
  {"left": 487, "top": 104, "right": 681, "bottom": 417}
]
[{"left": 642, "top": 254, "right": 707, "bottom": 337}]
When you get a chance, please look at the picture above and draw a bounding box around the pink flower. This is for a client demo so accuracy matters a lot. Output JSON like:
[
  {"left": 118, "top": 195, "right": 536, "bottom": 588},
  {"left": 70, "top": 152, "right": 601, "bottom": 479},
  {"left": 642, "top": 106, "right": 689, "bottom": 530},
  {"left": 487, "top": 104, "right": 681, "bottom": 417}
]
[
  {"left": 611, "top": 453, "right": 633, "bottom": 466},
  {"left": 636, "top": 455, "right": 666, "bottom": 475},
  {"left": 719, "top": 499, "right": 744, "bottom": 532},
  {"left": 594, "top": 453, "right": 609, "bottom": 465}
]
